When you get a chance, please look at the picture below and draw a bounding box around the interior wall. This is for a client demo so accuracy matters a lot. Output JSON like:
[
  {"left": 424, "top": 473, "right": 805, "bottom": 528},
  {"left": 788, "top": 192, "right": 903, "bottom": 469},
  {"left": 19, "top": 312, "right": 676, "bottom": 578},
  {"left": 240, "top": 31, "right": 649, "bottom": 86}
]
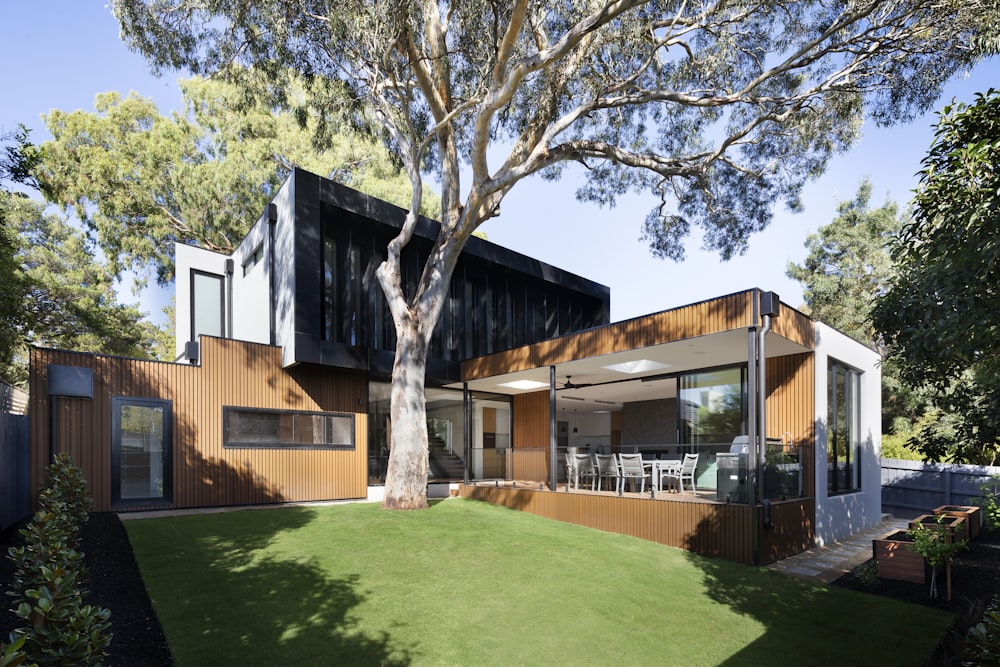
[{"left": 621, "top": 398, "right": 677, "bottom": 446}]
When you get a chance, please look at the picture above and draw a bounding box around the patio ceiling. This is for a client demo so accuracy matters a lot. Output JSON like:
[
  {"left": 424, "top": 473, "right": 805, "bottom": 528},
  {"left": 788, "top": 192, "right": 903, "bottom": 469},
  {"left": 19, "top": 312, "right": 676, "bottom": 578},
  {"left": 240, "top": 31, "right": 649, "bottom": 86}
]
[{"left": 450, "top": 328, "right": 811, "bottom": 412}]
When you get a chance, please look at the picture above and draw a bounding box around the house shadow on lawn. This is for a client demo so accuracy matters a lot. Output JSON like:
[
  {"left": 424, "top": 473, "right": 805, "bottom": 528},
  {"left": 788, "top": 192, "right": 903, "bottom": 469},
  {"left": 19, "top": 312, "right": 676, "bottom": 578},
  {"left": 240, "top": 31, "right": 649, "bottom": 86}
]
[
  {"left": 128, "top": 506, "right": 413, "bottom": 665},
  {"left": 679, "top": 525, "right": 952, "bottom": 666}
]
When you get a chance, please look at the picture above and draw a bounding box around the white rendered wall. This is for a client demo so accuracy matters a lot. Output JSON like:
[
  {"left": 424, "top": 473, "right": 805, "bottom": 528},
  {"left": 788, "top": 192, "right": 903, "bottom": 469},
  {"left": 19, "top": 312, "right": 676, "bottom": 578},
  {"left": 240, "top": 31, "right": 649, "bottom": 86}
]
[
  {"left": 812, "top": 322, "right": 882, "bottom": 545},
  {"left": 230, "top": 212, "right": 272, "bottom": 346},
  {"left": 174, "top": 244, "right": 231, "bottom": 361},
  {"left": 271, "top": 177, "right": 298, "bottom": 367}
]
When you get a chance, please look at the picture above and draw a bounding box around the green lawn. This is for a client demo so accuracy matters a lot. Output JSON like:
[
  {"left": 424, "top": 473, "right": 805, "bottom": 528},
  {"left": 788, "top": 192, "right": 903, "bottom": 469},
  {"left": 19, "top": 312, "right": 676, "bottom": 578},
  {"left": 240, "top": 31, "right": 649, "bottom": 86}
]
[{"left": 125, "top": 499, "right": 952, "bottom": 666}]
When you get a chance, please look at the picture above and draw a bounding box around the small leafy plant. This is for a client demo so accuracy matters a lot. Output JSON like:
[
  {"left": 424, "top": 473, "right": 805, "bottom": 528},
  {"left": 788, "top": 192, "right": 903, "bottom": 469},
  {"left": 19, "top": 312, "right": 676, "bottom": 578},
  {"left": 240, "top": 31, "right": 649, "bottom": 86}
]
[
  {"left": 853, "top": 559, "right": 879, "bottom": 588},
  {"left": 907, "top": 515, "right": 968, "bottom": 600},
  {"left": 974, "top": 475, "right": 1000, "bottom": 532},
  {"left": 963, "top": 594, "right": 1000, "bottom": 666}
]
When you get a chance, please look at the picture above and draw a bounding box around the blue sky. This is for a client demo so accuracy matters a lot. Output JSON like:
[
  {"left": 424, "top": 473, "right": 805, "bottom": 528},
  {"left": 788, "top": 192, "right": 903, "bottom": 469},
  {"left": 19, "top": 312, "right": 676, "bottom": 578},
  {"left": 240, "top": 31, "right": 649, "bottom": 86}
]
[{"left": 3, "top": 4, "right": 998, "bottom": 323}]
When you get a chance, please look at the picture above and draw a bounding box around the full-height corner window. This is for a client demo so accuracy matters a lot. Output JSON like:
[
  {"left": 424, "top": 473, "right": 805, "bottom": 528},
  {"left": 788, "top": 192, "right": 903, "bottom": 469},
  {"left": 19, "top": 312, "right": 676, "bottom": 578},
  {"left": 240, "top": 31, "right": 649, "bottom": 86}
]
[
  {"left": 112, "top": 397, "right": 172, "bottom": 505},
  {"left": 191, "top": 269, "right": 224, "bottom": 340},
  {"left": 828, "top": 360, "right": 861, "bottom": 495}
]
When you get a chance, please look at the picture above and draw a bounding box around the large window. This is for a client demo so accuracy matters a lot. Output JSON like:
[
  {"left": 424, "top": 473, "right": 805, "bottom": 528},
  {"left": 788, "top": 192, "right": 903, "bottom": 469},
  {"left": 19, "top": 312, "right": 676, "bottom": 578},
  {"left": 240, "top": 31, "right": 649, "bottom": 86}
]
[
  {"left": 678, "top": 366, "right": 746, "bottom": 445},
  {"left": 828, "top": 360, "right": 861, "bottom": 495},
  {"left": 223, "top": 407, "right": 355, "bottom": 449},
  {"left": 191, "top": 269, "right": 224, "bottom": 340},
  {"left": 112, "top": 397, "right": 172, "bottom": 505}
]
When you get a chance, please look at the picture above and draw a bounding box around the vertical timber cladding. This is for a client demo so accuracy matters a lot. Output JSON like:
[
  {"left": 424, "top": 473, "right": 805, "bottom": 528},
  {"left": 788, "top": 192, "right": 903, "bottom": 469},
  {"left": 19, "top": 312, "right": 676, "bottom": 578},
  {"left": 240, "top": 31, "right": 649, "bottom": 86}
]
[
  {"left": 512, "top": 391, "right": 551, "bottom": 482},
  {"left": 28, "top": 337, "right": 368, "bottom": 512},
  {"left": 765, "top": 352, "right": 816, "bottom": 499},
  {"left": 463, "top": 291, "right": 757, "bottom": 379}
]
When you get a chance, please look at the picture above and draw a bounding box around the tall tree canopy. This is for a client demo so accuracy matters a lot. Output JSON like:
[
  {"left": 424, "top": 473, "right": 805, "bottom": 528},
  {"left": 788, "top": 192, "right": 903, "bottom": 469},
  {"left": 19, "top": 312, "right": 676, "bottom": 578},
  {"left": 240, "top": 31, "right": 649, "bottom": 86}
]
[
  {"left": 873, "top": 90, "right": 1000, "bottom": 465},
  {"left": 113, "top": 0, "right": 1000, "bottom": 508},
  {"left": 786, "top": 178, "right": 903, "bottom": 348},
  {"left": 786, "top": 180, "right": 926, "bottom": 438},
  {"left": 37, "top": 76, "right": 439, "bottom": 284},
  {"left": 0, "top": 192, "right": 161, "bottom": 384}
]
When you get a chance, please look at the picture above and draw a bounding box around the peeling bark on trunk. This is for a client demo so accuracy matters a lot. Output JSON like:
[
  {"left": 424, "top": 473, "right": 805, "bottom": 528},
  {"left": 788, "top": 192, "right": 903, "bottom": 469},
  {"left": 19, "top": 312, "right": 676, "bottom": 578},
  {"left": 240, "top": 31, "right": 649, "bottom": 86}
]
[{"left": 381, "top": 320, "right": 430, "bottom": 510}]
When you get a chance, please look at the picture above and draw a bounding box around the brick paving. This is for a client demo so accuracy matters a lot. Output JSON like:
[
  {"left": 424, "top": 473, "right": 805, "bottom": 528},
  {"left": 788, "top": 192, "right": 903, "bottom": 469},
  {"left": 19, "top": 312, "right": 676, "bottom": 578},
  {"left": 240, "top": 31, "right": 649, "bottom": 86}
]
[{"left": 767, "top": 515, "right": 909, "bottom": 583}]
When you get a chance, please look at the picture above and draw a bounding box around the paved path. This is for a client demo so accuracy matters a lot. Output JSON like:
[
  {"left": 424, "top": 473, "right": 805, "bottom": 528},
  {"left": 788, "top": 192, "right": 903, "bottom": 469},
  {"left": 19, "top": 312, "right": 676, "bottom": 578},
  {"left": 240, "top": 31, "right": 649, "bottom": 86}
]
[{"left": 767, "top": 515, "right": 909, "bottom": 583}]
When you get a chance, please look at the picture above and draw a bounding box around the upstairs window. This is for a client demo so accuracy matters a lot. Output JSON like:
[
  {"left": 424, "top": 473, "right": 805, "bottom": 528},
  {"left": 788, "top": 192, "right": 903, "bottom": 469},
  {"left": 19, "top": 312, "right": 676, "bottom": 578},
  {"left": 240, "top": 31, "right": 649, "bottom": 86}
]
[{"left": 191, "top": 269, "right": 224, "bottom": 340}]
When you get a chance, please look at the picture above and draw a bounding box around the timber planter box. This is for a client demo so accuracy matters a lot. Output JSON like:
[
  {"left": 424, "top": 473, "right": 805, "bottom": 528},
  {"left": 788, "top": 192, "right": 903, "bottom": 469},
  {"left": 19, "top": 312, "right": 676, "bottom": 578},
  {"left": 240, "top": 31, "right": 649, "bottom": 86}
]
[
  {"left": 933, "top": 505, "right": 981, "bottom": 539},
  {"left": 873, "top": 530, "right": 928, "bottom": 584},
  {"left": 910, "top": 514, "right": 968, "bottom": 543}
]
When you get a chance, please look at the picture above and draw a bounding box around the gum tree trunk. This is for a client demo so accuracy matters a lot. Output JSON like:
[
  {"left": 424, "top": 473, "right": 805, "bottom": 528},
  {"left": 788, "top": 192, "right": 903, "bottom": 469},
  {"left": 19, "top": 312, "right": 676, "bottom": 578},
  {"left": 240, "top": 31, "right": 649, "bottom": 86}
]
[{"left": 381, "top": 319, "right": 430, "bottom": 509}]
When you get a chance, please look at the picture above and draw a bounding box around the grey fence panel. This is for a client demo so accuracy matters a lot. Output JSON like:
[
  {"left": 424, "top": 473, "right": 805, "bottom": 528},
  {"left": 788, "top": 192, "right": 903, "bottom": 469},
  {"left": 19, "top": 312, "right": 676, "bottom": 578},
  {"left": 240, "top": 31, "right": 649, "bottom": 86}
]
[
  {"left": 881, "top": 457, "right": 999, "bottom": 521},
  {"left": 0, "top": 412, "right": 30, "bottom": 532}
]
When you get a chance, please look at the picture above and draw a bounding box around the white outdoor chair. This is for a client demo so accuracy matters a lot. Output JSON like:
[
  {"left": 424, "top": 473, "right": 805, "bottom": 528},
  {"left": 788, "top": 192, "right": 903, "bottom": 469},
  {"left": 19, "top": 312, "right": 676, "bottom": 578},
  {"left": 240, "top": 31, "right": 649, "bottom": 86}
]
[
  {"left": 661, "top": 453, "right": 699, "bottom": 493},
  {"left": 617, "top": 453, "right": 648, "bottom": 494},
  {"left": 595, "top": 454, "right": 621, "bottom": 492},
  {"left": 564, "top": 447, "right": 579, "bottom": 491},
  {"left": 573, "top": 453, "right": 598, "bottom": 491}
]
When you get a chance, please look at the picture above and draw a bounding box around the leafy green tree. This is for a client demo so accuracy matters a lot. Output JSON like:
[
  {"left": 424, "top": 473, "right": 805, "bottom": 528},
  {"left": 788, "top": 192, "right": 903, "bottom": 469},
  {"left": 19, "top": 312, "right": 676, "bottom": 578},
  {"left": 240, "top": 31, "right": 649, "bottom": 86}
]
[
  {"left": 786, "top": 179, "right": 903, "bottom": 348},
  {"left": 37, "top": 76, "right": 439, "bottom": 284},
  {"left": 0, "top": 193, "right": 160, "bottom": 384},
  {"left": 113, "top": 0, "right": 999, "bottom": 508},
  {"left": 873, "top": 90, "right": 1000, "bottom": 465},
  {"left": 785, "top": 179, "right": 929, "bottom": 440}
]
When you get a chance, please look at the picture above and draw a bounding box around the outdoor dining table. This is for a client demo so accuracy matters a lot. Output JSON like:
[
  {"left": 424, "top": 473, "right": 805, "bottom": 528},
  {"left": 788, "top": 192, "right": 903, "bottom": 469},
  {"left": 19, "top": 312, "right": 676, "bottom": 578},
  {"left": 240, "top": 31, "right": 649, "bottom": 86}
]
[{"left": 643, "top": 458, "right": 682, "bottom": 495}]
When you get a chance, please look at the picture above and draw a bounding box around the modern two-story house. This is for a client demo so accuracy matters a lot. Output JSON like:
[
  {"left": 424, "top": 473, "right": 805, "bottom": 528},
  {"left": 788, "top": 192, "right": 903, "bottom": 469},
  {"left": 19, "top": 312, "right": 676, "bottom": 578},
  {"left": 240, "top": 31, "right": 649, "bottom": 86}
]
[{"left": 29, "top": 168, "right": 881, "bottom": 565}]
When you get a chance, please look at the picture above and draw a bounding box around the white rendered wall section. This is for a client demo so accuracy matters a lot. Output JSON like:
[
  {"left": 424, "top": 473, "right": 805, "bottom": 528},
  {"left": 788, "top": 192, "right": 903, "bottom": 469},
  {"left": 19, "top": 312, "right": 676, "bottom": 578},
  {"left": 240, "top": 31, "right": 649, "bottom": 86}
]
[
  {"left": 174, "top": 244, "right": 230, "bottom": 361},
  {"left": 812, "top": 322, "right": 882, "bottom": 545}
]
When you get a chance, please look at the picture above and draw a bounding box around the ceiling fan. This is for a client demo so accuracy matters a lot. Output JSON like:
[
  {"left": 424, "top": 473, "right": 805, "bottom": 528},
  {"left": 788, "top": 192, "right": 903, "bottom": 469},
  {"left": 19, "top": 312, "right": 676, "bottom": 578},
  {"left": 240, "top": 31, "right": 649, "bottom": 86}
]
[{"left": 560, "top": 375, "right": 593, "bottom": 390}]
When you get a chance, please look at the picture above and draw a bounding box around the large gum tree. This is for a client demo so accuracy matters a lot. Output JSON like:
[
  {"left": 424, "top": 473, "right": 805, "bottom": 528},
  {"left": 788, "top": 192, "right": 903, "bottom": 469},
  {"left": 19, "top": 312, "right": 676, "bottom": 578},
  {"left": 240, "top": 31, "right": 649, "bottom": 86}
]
[{"left": 112, "top": 0, "right": 998, "bottom": 509}]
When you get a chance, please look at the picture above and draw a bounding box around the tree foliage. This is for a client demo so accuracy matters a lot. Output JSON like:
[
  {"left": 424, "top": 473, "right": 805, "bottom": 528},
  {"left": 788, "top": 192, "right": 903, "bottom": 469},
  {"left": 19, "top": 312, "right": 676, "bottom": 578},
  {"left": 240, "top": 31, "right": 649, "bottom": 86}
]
[
  {"left": 112, "top": 0, "right": 1000, "bottom": 507},
  {"left": 873, "top": 90, "right": 1000, "bottom": 465},
  {"left": 0, "top": 193, "right": 160, "bottom": 384},
  {"left": 37, "top": 76, "right": 439, "bottom": 284},
  {"left": 786, "top": 178, "right": 904, "bottom": 348}
]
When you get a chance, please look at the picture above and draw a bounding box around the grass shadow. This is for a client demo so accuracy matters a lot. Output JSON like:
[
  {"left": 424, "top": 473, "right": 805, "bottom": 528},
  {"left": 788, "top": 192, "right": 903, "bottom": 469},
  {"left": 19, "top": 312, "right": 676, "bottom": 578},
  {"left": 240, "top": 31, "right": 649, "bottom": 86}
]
[{"left": 126, "top": 506, "right": 413, "bottom": 665}]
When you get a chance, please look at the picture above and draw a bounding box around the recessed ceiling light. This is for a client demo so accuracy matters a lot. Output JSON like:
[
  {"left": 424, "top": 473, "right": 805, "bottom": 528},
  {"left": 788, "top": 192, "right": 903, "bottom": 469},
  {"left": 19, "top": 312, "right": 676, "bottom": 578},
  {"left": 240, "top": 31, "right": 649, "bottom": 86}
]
[
  {"left": 602, "top": 359, "right": 671, "bottom": 374},
  {"left": 498, "top": 379, "right": 549, "bottom": 390}
]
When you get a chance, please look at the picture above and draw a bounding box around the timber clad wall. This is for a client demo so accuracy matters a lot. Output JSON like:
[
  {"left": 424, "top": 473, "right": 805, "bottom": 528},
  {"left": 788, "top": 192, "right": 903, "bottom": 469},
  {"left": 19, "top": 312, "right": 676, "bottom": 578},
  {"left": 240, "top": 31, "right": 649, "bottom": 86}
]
[
  {"left": 461, "top": 486, "right": 814, "bottom": 565},
  {"left": 29, "top": 337, "right": 368, "bottom": 512},
  {"left": 766, "top": 352, "right": 816, "bottom": 497},
  {"left": 462, "top": 289, "right": 813, "bottom": 381}
]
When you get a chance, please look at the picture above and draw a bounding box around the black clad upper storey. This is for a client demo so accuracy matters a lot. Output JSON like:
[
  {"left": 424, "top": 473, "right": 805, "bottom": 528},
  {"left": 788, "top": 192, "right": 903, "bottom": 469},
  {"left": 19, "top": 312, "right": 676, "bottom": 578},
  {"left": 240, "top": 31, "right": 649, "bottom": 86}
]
[{"left": 282, "top": 169, "right": 610, "bottom": 384}]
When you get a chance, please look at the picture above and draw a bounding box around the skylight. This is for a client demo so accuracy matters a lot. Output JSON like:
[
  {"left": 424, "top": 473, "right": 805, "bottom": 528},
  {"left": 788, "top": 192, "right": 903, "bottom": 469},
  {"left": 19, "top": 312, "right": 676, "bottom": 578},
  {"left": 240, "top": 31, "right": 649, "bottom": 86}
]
[
  {"left": 498, "top": 379, "right": 550, "bottom": 390},
  {"left": 602, "top": 359, "right": 671, "bottom": 374}
]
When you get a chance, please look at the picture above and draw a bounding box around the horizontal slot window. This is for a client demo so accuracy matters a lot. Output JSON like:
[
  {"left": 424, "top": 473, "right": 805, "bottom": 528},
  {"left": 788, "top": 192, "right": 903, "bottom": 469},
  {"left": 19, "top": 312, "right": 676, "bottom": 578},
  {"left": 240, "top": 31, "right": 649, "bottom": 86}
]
[{"left": 224, "top": 407, "right": 355, "bottom": 450}]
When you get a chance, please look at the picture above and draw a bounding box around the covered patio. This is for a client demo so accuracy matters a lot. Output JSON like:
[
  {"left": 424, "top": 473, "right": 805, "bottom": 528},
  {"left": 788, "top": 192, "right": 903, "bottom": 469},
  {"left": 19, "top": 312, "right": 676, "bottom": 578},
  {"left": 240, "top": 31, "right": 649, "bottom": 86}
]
[{"left": 450, "top": 289, "right": 820, "bottom": 564}]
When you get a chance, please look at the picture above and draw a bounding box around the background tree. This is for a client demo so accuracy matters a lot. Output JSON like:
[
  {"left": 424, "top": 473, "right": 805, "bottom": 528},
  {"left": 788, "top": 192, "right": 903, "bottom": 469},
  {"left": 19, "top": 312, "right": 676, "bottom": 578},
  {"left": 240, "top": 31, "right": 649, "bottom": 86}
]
[
  {"left": 874, "top": 90, "right": 1000, "bottom": 465},
  {"left": 37, "top": 76, "right": 439, "bottom": 284},
  {"left": 0, "top": 193, "right": 160, "bottom": 384},
  {"left": 113, "top": 0, "right": 1000, "bottom": 508},
  {"left": 785, "top": 179, "right": 927, "bottom": 449}
]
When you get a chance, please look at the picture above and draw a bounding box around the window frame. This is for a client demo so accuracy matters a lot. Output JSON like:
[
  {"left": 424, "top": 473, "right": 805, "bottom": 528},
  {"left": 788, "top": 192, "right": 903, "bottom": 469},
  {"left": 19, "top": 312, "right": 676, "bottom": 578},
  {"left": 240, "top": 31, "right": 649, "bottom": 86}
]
[
  {"left": 827, "top": 359, "right": 862, "bottom": 496},
  {"left": 111, "top": 396, "right": 173, "bottom": 507},
  {"left": 190, "top": 268, "right": 225, "bottom": 341},
  {"left": 222, "top": 406, "right": 356, "bottom": 450}
]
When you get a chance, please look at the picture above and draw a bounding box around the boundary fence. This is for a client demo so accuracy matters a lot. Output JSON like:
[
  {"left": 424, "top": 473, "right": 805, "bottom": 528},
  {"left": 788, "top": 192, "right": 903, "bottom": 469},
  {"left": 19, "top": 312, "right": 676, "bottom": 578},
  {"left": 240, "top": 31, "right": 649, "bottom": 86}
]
[{"left": 882, "top": 457, "right": 998, "bottom": 520}]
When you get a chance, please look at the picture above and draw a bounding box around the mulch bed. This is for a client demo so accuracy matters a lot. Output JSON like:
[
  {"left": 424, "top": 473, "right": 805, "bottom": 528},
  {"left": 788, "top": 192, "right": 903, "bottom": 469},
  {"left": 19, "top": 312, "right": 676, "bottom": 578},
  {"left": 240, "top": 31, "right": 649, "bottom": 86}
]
[
  {"left": 1, "top": 512, "right": 998, "bottom": 665},
  {"left": 830, "top": 526, "right": 1000, "bottom": 665},
  {"left": 0, "top": 512, "right": 172, "bottom": 666}
]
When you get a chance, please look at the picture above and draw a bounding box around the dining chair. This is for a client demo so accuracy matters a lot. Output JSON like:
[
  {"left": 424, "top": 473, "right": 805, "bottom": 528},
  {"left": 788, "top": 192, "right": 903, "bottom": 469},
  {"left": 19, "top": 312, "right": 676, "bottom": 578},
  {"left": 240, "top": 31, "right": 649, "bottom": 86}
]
[
  {"left": 679, "top": 453, "right": 699, "bottom": 492},
  {"left": 573, "top": 453, "right": 597, "bottom": 491},
  {"left": 617, "top": 453, "right": 647, "bottom": 494},
  {"left": 595, "top": 454, "right": 621, "bottom": 493},
  {"left": 564, "top": 447, "right": 578, "bottom": 491}
]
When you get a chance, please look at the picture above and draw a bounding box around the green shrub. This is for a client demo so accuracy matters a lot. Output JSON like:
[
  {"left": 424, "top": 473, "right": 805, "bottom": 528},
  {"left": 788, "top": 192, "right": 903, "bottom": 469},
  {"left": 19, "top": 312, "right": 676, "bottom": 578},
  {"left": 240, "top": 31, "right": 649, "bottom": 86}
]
[
  {"left": 963, "top": 594, "right": 1000, "bottom": 666},
  {"left": 974, "top": 475, "right": 1000, "bottom": 531},
  {"left": 0, "top": 636, "right": 36, "bottom": 667},
  {"left": 907, "top": 516, "right": 968, "bottom": 600},
  {"left": 5, "top": 454, "right": 111, "bottom": 666}
]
